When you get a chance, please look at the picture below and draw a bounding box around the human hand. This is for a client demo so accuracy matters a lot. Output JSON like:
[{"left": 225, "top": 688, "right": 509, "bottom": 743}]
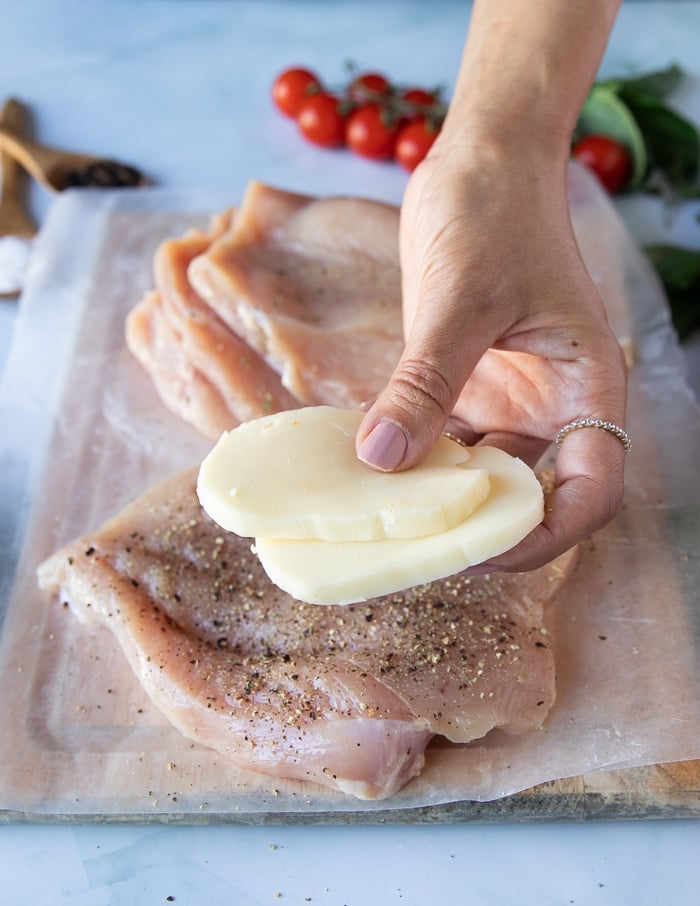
[{"left": 356, "top": 138, "right": 629, "bottom": 572}]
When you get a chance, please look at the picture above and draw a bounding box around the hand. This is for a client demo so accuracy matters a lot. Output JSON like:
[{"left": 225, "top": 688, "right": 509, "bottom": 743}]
[{"left": 356, "top": 138, "right": 629, "bottom": 572}]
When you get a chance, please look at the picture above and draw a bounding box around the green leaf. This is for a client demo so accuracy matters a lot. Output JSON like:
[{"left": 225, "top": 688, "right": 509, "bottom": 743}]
[
  {"left": 600, "top": 64, "right": 685, "bottom": 101},
  {"left": 646, "top": 244, "right": 700, "bottom": 289},
  {"left": 645, "top": 244, "right": 700, "bottom": 339},
  {"left": 665, "top": 286, "right": 700, "bottom": 339},
  {"left": 618, "top": 89, "right": 700, "bottom": 190},
  {"left": 577, "top": 86, "right": 648, "bottom": 187}
]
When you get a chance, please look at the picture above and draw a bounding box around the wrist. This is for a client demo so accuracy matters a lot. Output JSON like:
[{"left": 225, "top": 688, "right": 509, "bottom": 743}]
[
  {"left": 438, "top": 0, "right": 622, "bottom": 174},
  {"left": 432, "top": 111, "right": 572, "bottom": 191}
]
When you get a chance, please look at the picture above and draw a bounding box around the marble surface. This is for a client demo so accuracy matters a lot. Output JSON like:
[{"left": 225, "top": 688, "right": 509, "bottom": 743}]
[
  {"left": 0, "top": 1, "right": 699, "bottom": 902},
  {"left": 0, "top": 819, "right": 697, "bottom": 905}
]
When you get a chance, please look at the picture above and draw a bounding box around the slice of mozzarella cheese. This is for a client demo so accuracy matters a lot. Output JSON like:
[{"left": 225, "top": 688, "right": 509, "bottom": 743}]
[
  {"left": 254, "top": 445, "right": 544, "bottom": 605},
  {"left": 197, "top": 406, "right": 490, "bottom": 541}
]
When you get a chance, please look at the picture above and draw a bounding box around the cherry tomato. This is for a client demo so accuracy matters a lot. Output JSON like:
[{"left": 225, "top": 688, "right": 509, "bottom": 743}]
[
  {"left": 395, "top": 118, "right": 440, "bottom": 172},
  {"left": 346, "top": 104, "right": 398, "bottom": 160},
  {"left": 571, "top": 134, "right": 631, "bottom": 194},
  {"left": 297, "top": 92, "right": 346, "bottom": 147},
  {"left": 349, "top": 72, "right": 391, "bottom": 104},
  {"left": 401, "top": 87, "right": 437, "bottom": 116},
  {"left": 272, "top": 67, "right": 322, "bottom": 118}
]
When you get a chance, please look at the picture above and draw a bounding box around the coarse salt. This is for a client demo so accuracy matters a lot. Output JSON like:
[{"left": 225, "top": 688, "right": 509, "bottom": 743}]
[{"left": 0, "top": 235, "right": 32, "bottom": 295}]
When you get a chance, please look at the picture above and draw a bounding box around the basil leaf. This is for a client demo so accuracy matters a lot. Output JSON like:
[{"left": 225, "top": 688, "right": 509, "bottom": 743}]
[
  {"left": 619, "top": 89, "right": 700, "bottom": 189},
  {"left": 577, "top": 86, "right": 648, "bottom": 187},
  {"left": 664, "top": 286, "right": 700, "bottom": 339},
  {"left": 646, "top": 244, "right": 700, "bottom": 289},
  {"left": 600, "top": 64, "right": 685, "bottom": 101},
  {"left": 645, "top": 244, "right": 700, "bottom": 339}
]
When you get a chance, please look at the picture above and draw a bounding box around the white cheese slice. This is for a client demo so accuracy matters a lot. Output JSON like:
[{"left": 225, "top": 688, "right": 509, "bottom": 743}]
[
  {"left": 254, "top": 445, "right": 544, "bottom": 605},
  {"left": 197, "top": 406, "right": 490, "bottom": 541}
]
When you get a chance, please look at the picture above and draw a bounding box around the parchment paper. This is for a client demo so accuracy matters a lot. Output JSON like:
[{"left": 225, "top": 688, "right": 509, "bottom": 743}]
[{"left": 0, "top": 168, "right": 698, "bottom": 820}]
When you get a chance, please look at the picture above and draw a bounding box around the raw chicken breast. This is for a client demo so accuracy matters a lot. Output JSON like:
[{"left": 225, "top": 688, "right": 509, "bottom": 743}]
[
  {"left": 188, "top": 181, "right": 404, "bottom": 408},
  {"left": 127, "top": 173, "right": 634, "bottom": 440},
  {"left": 38, "top": 469, "right": 575, "bottom": 800},
  {"left": 126, "top": 290, "right": 236, "bottom": 440},
  {"left": 126, "top": 212, "right": 299, "bottom": 439}
]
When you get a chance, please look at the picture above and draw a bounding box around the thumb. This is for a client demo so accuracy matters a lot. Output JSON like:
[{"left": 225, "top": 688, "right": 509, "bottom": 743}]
[{"left": 356, "top": 304, "right": 491, "bottom": 471}]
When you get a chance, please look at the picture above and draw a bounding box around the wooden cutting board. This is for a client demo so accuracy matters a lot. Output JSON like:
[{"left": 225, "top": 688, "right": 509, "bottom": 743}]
[
  {"left": 0, "top": 501, "right": 697, "bottom": 824},
  {"left": 0, "top": 572, "right": 698, "bottom": 824},
  {"left": 0, "top": 190, "right": 698, "bottom": 824}
]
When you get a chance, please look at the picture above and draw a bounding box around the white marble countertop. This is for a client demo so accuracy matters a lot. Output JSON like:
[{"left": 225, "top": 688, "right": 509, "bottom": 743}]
[{"left": 0, "top": 1, "right": 699, "bottom": 903}]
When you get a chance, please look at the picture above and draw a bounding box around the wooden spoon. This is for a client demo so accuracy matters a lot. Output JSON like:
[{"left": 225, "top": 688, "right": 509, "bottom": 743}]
[
  {"left": 0, "top": 99, "right": 36, "bottom": 300},
  {"left": 0, "top": 122, "right": 145, "bottom": 192},
  {"left": 0, "top": 99, "right": 37, "bottom": 237}
]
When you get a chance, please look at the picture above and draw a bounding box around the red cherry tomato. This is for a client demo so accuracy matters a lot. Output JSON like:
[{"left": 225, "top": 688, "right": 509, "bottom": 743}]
[
  {"left": 349, "top": 72, "right": 391, "bottom": 104},
  {"left": 346, "top": 104, "right": 398, "bottom": 160},
  {"left": 272, "top": 67, "right": 322, "bottom": 118},
  {"left": 571, "top": 134, "right": 631, "bottom": 194},
  {"left": 297, "top": 92, "right": 346, "bottom": 147},
  {"left": 395, "top": 118, "right": 440, "bottom": 172},
  {"left": 401, "top": 87, "right": 437, "bottom": 116}
]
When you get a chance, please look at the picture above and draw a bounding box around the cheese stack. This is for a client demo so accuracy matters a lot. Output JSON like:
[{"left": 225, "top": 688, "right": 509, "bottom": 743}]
[{"left": 197, "top": 406, "right": 544, "bottom": 605}]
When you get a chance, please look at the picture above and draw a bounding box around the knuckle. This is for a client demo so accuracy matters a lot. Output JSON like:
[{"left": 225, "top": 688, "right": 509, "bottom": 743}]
[
  {"left": 572, "top": 473, "right": 624, "bottom": 539},
  {"left": 597, "top": 474, "right": 625, "bottom": 527},
  {"left": 388, "top": 357, "right": 454, "bottom": 421}
]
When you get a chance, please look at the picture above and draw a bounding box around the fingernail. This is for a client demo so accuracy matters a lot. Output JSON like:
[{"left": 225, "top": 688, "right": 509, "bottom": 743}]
[{"left": 357, "top": 421, "right": 408, "bottom": 471}]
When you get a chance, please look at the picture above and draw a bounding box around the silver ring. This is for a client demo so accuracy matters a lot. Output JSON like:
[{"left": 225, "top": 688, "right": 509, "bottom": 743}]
[{"left": 555, "top": 418, "right": 631, "bottom": 454}]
